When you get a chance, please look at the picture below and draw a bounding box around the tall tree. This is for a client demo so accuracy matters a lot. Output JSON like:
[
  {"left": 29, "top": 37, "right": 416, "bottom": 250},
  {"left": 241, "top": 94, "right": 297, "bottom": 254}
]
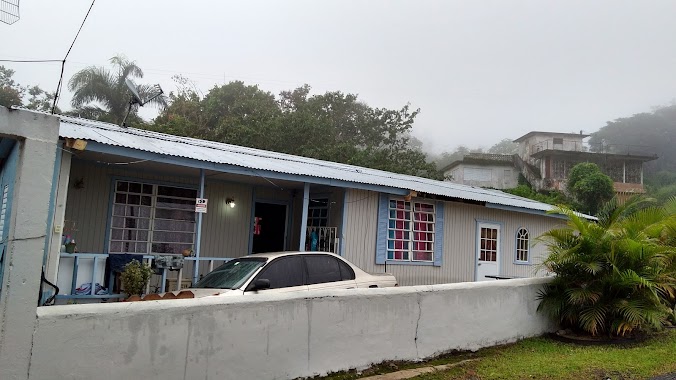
[
  {"left": 567, "top": 162, "right": 615, "bottom": 215},
  {"left": 488, "top": 138, "right": 519, "bottom": 155},
  {"left": 152, "top": 82, "right": 441, "bottom": 179},
  {"left": 67, "top": 55, "right": 167, "bottom": 124},
  {"left": 589, "top": 104, "right": 676, "bottom": 175},
  {"left": 0, "top": 66, "right": 23, "bottom": 108},
  {"left": 433, "top": 145, "right": 481, "bottom": 170},
  {"left": 0, "top": 65, "right": 57, "bottom": 112}
]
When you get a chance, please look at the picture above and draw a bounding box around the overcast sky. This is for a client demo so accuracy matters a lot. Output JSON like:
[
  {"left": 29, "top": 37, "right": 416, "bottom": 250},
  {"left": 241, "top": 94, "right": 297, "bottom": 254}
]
[{"left": 2, "top": 0, "right": 676, "bottom": 153}]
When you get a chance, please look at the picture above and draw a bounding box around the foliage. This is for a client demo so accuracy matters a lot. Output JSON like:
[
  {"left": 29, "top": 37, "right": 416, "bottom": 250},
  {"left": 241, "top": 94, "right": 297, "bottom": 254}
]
[
  {"left": 0, "top": 66, "right": 22, "bottom": 108},
  {"left": 432, "top": 146, "right": 479, "bottom": 170},
  {"left": 433, "top": 138, "right": 516, "bottom": 170},
  {"left": 645, "top": 171, "right": 676, "bottom": 205},
  {"left": 67, "top": 55, "right": 167, "bottom": 124},
  {"left": 567, "top": 162, "right": 615, "bottom": 215},
  {"left": 0, "top": 66, "right": 56, "bottom": 112},
  {"left": 537, "top": 197, "right": 676, "bottom": 337},
  {"left": 503, "top": 184, "right": 569, "bottom": 206},
  {"left": 589, "top": 104, "right": 676, "bottom": 175},
  {"left": 120, "top": 259, "right": 154, "bottom": 296},
  {"left": 152, "top": 81, "right": 442, "bottom": 179},
  {"left": 487, "top": 138, "right": 519, "bottom": 155}
]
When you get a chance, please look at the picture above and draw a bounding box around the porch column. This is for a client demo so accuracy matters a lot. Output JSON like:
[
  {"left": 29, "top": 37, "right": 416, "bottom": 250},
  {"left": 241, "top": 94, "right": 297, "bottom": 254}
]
[
  {"left": 299, "top": 183, "right": 310, "bottom": 251},
  {"left": 339, "top": 189, "right": 349, "bottom": 256},
  {"left": 192, "top": 169, "right": 205, "bottom": 285},
  {"left": 44, "top": 149, "right": 72, "bottom": 287},
  {"left": 623, "top": 161, "right": 626, "bottom": 183}
]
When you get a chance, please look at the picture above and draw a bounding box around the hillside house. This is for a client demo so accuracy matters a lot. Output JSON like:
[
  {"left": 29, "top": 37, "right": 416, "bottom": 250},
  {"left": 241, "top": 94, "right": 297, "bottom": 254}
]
[
  {"left": 514, "top": 131, "right": 657, "bottom": 200},
  {"left": 443, "top": 131, "right": 657, "bottom": 201}
]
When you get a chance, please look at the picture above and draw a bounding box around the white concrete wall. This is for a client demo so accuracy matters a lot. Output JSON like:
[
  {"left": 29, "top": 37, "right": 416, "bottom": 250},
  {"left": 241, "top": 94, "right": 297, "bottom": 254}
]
[
  {"left": 29, "top": 278, "right": 554, "bottom": 380},
  {"left": 0, "top": 108, "right": 60, "bottom": 380},
  {"left": 444, "top": 164, "right": 519, "bottom": 189}
]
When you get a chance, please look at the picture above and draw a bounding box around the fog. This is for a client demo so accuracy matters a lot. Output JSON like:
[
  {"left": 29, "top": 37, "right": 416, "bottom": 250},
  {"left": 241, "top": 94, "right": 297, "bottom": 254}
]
[{"left": 2, "top": 0, "right": 676, "bottom": 153}]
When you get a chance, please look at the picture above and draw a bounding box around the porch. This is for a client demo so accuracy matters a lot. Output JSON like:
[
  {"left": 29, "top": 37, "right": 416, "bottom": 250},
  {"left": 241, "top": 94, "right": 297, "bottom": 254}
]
[{"left": 48, "top": 149, "right": 346, "bottom": 303}]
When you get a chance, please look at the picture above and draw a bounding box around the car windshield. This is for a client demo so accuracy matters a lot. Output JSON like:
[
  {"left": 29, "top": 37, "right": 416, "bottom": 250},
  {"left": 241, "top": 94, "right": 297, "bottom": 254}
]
[{"left": 194, "top": 258, "right": 267, "bottom": 290}]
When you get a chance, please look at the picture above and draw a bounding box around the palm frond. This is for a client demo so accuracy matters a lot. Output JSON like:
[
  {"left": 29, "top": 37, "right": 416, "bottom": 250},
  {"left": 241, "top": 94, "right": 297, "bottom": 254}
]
[
  {"left": 579, "top": 303, "right": 608, "bottom": 336},
  {"left": 68, "top": 67, "right": 116, "bottom": 109},
  {"left": 136, "top": 83, "right": 168, "bottom": 109},
  {"left": 565, "top": 287, "right": 601, "bottom": 305}
]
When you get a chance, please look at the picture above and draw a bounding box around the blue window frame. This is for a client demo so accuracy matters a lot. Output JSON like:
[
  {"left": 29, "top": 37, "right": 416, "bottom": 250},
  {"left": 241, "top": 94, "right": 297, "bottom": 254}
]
[{"left": 376, "top": 193, "right": 444, "bottom": 267}]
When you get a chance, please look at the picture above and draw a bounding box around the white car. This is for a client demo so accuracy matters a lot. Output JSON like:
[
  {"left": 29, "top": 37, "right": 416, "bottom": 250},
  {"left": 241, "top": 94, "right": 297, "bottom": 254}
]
[{"left": 184, "top": 251, "right": 397, "bottom": 298}]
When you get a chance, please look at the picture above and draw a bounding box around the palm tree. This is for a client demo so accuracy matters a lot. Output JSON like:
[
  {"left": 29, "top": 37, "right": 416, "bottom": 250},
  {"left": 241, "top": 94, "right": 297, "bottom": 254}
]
[
  {"left": 537, "top": 196, "right": 676, "bottom": 337},
  {"left": 67, "top": 55, "right": 167, "bottom": 124}
]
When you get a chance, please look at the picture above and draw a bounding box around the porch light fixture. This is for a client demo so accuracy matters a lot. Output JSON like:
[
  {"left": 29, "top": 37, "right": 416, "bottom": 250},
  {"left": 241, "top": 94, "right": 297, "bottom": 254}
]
[{"left": 226, "top": 198, "right": 236, "bottom": 208}]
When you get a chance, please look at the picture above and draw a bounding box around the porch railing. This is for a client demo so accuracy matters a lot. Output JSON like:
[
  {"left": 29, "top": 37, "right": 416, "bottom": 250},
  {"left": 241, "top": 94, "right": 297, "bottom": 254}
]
[
  {"left": 305, "top": 226, "right": 339, "bottom": 254},
  {"left": 55, "top": 253, "right": 232, "bottom": 301}
]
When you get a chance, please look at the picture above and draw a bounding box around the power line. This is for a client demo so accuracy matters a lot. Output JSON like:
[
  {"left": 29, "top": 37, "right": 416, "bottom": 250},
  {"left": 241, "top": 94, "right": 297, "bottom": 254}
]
[
  {"left": 51, "top": 0, "right": 96, "bottom": 114},
  {"left": 0, "top": 59, "right": 61, "bottom": 63}
]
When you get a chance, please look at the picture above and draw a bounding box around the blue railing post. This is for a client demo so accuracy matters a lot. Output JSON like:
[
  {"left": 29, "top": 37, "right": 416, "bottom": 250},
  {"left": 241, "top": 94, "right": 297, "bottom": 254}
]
[{"left": 193, "top": 169, "right": 205, "bottom": 286}]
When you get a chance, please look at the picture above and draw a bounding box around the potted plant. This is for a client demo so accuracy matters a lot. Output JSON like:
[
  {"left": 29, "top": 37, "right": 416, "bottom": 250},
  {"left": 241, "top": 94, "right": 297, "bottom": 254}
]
[{"left": 120, "top": 259, "right": 154, "bottom": 300}]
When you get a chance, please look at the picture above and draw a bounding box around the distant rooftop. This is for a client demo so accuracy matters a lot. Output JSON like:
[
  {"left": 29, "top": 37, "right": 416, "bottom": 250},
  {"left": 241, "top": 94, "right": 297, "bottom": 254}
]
[
  {"left": 513, "top": 131, "right": 590, "bottom": 143},
  {"left": 441, "top": 153, "right": 514, "bottom": 172}
]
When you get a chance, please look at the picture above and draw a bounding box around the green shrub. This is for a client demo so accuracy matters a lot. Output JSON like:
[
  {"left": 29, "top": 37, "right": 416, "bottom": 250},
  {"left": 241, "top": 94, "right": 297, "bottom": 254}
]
[
  {"left": 120, "top": 259, "right": 154, "bottom": 297},
  {"left": 537, "top": 197, "right": 676, "bottom": 337}
]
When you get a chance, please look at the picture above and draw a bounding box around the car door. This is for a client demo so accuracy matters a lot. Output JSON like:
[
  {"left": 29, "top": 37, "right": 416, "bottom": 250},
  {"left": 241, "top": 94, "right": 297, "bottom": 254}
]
[
  {"left": 245, "top": 256, "right": 308, "bottom": 294},
  {"left": 305, "top": 254, "right": 357, "bottom": 291}
]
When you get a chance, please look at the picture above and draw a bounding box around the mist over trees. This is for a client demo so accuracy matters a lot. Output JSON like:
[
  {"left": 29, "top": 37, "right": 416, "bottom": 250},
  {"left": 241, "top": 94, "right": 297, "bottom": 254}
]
[
  {"left": 0, "top": 66, "right": 56, "bottom": 112},
  {"left": 589, "top": 103, "right": 676, "bottom": 204},
  {"left": 151, "top": 79, "right": 442, "bottom": 179},
  {"left": 429, "top": 138, "right": 518, "bottom": 170},
  {"left": 589, "top": 104, "right": 676, "bottom": 175},
  {"left": 4, "top": 55, "right": 676, "bottom": 200}
]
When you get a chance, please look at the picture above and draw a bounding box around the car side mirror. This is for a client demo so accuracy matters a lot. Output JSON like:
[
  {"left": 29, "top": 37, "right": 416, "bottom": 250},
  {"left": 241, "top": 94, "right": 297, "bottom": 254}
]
[{"left": 251, "top": 278, "right": 270, "bottom": 291}]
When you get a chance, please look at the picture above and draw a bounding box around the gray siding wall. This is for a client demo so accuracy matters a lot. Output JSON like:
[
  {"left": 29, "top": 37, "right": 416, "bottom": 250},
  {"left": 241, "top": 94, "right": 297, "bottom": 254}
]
[
  {"left": 64, "top": 159, "right": 253, "bottom": 258},
  {"left": 63, "top": 160, "right": 345, "bottom": 258},
  {"left": 342, "top": 189, "right": 562, "bottom": 286}
]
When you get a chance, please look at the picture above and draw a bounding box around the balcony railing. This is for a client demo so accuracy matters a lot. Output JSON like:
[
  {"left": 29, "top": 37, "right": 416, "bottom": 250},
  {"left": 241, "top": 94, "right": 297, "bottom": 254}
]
[
  {"left": 55, "top": 253, "right": 232, "bottom": 301},
  {"left": 305, "top": 226, "right": 339, "bottom": 254},
  {"left": 530, "top": 140, "right": 657, "bottom": 158},
  {"left": 530, "top": 139, "right": 585, "bottom": 154}
]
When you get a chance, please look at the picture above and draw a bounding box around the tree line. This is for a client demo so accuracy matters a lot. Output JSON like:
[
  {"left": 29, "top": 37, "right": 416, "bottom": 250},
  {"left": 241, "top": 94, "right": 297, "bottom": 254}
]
[{"left": 3, "top": 55, "right": 675, "bottom": 209}]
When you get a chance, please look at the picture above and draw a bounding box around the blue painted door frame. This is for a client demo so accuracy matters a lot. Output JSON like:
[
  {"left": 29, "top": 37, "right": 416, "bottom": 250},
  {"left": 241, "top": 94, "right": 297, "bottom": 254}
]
[{"left": 0, "top": 140, "right": 19, "bottom": 298}]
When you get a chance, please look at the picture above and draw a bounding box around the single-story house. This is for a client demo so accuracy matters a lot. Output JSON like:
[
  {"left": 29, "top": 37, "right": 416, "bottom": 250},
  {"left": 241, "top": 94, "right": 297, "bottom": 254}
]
[
  {"left": 442, "top": 153, "right": 520, "bottom": 189},
  {"left": 1, "top": 109, "right": 587, "bottom": 304}
]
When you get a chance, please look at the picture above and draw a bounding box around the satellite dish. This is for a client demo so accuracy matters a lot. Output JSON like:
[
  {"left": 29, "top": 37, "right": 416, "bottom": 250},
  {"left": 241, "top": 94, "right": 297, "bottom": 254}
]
[
  {"left": 125, "top": 78, "right": 143, "bottom": 106},
  {"left": 121, "top": 79, "right": 164, "bottom": 128}
]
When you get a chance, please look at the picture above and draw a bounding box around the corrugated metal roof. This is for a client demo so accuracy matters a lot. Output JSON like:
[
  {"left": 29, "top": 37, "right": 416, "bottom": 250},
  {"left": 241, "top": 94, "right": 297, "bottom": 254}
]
[{"left": 58, "top": 115, "right": 581, "bottom": 217}]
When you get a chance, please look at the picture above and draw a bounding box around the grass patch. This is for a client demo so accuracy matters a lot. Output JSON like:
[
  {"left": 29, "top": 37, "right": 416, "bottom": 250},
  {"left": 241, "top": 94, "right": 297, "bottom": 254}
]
[
  {"left": 414, "top": 329, "right": 676, "bottom": 380},
  {"left": 316, "top": 352, "right": 479, "bottom": 380}
]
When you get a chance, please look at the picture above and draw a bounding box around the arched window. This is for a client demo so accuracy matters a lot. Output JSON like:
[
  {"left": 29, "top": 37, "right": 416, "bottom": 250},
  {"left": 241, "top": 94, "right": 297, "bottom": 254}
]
[{"left": 515, "top": 228, "right": 529, "bottom": 262}]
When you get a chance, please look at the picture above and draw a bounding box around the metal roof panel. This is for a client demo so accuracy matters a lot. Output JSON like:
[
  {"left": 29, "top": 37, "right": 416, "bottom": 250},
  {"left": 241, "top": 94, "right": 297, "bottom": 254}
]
[{"left": 58, "top": 115, "right": 589, "bottom": 218}]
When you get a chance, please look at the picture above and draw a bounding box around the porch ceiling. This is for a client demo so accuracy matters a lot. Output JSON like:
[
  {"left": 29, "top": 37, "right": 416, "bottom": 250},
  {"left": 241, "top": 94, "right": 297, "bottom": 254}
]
[{"left": 74, "top": 150, "right": 307, "bottom": 189}]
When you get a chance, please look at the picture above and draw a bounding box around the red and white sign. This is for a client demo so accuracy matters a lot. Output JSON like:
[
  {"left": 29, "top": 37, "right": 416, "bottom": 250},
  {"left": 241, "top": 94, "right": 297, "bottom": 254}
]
[{"left": 195, "top": 198, "right": 208, "bottom": 213}]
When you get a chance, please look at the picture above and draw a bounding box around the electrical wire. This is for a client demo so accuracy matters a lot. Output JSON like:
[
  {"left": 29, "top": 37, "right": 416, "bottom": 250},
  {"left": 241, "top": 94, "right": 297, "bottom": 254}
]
[
  {"left": 51, "top": 0, "right": 96, "bottom": 114},
  {"left": 0, "top": 59, "right": 62, "bottom": 63}
]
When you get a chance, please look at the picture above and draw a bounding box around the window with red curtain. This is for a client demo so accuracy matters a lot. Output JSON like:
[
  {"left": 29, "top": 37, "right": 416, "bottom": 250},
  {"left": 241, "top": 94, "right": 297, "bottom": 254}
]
[{"left": 386, "top": 199, "right": 435, "bottom": 262}]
